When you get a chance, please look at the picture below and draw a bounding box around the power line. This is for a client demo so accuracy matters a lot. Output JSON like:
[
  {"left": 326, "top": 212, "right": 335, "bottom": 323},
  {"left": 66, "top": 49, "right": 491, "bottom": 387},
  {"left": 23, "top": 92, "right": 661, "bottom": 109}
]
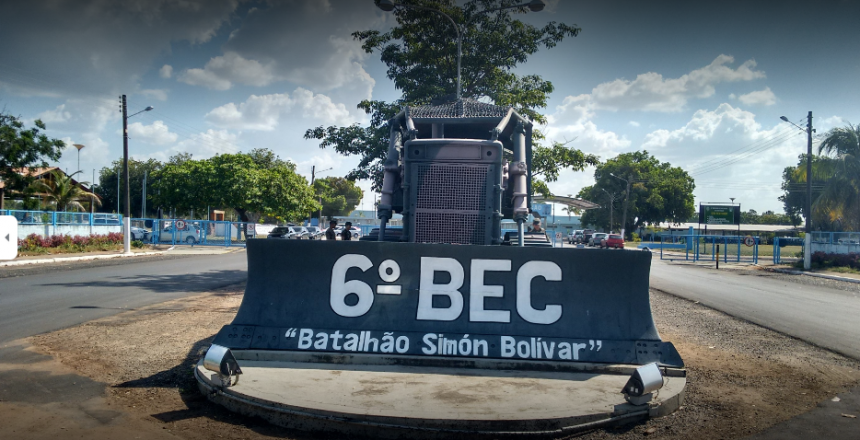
[{"left": 688, "top": 130, "right": 803, "bottom": 177}]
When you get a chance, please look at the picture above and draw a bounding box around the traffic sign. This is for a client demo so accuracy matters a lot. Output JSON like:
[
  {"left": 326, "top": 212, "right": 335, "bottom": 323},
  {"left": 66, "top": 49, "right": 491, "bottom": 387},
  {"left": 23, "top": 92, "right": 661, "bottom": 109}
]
[
  {"left": 743, "top": 236, "right": 755, "bottom": 247},
  {"left": 176, "top": 220, "right": 187, "bottom": 230}
]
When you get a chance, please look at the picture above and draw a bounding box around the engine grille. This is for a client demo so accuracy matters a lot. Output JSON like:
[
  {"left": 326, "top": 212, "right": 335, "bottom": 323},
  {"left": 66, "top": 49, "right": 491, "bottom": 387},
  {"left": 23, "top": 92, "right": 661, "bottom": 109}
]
[
  {"left": 413, "top": 163, "right": 489, "bottom": 244},
  {"left": 415, "top": 164, "right": 487, "bottom": 211},
  {"left": 415, "top": 212, "right": 485, "bottom": 245}
]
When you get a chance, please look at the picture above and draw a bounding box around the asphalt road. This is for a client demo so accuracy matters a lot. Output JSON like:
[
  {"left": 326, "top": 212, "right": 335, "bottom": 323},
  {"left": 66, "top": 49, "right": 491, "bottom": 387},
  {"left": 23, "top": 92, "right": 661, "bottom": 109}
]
[
  {"left": 0, "top": 252, "right": 247, "bottom": 346},
  {"left": 650, "top": 259, "right": 860, "bottom": 360}
]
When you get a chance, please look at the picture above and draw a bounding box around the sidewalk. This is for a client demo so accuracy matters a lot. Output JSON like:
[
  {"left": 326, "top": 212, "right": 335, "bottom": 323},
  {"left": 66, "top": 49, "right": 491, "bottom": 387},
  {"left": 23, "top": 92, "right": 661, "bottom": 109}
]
[
  {"left": 0, "top": 245, "right": 243, "bottom": 267},
  {"left": 655, "top": 252, "right": 860, "bottom": 284}
]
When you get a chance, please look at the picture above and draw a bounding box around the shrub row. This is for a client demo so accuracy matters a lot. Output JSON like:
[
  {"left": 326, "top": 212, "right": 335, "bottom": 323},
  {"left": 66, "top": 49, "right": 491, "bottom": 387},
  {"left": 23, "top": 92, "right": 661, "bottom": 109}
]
[
  {"left": 18, "top": 232, "right": 124, "bottom": 252},
  {"left": 811, "top": 251, "right": 860, "bottom": 269}
]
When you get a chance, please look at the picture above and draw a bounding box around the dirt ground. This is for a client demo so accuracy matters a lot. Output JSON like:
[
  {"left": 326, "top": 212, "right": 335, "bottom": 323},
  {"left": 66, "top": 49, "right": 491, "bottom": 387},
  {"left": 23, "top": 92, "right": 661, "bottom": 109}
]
[{"left": 4, "top": 278, "right": 859, "bottom": 439}]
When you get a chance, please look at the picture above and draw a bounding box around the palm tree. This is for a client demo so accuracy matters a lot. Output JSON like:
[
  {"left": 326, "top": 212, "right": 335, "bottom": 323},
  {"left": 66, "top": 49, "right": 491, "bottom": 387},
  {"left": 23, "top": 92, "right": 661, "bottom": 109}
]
[
  {"left": 816, "top": 123, "right": 860, "bottom": 230},
  {"left": 28, "top": 170, "right": 101, "bottom": 212}
]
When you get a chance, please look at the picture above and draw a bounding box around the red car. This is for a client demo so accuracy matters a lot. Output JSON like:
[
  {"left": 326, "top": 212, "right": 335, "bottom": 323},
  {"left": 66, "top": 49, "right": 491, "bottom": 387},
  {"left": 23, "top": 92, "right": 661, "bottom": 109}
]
[{"left": 604, "top": 234, "right": 625, "bottom": 249}]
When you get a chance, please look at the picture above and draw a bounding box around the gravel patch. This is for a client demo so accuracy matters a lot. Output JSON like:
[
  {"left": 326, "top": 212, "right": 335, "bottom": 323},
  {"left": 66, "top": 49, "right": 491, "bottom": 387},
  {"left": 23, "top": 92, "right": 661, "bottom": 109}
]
[{"left": 20, "top": 283, "right": 860, "bottom": 440}]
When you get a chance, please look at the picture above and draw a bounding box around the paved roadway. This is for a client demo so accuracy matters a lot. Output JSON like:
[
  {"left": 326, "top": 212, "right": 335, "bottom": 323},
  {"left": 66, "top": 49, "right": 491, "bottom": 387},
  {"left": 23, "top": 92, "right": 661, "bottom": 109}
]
[
  {"left": 650, "top": 258, "right": 860, "bottom": 360},
  {"left": 0, "top": 252, "right": 247, "bottom": 346}
]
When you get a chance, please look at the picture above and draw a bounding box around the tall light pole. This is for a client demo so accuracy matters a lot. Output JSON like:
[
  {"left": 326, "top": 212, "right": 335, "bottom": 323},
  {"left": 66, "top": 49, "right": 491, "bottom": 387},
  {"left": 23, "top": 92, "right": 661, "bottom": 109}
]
[
  {"left": 780, "top": 112, "right": 814, "bottom": 234},
  {"left": 601, "top": 188, "right": 621, "bottom": 232},
  {"left": 119, "top": 95, "right": 153, "bottom": 253},
  {"left": 73, "top": 144, "right": 85, "bottom": 174},
  {"left": 376, "top": 0, "right": 546, "bottom": 100},
  {"left": 609, "top": 173, "right": 632, "bottom": 238},
  {"left": 309, "top": 165, "right": 332, "bottom": 225}
]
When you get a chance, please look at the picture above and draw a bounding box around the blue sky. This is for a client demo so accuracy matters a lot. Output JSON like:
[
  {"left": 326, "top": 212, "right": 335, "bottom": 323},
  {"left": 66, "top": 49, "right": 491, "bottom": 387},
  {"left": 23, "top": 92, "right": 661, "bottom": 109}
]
[{"left": 1, "top": 0, "right": 858, "bottom": 216}]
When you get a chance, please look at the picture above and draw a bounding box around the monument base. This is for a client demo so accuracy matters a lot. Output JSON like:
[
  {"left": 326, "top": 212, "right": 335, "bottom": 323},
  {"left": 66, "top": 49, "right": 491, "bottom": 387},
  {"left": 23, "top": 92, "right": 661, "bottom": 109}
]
[{"left": 195, "top": 355, "right": 685, "bottom": 438}]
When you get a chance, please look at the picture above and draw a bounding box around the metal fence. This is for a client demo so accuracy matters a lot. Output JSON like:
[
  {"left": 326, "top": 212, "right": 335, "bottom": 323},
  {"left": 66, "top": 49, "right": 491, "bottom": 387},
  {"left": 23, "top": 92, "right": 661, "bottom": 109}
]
[
  {"left": 772, "top": 237, "right": 804, "bottom": 265},
  {"left": 660, "top": 235, "right": 760, "bottom": 264},
  {"left": 130, "top": 218, "right": 257, "bottom": 247},
  {"left": 3, "top": 209, "right": 122, "bottom": 226}
]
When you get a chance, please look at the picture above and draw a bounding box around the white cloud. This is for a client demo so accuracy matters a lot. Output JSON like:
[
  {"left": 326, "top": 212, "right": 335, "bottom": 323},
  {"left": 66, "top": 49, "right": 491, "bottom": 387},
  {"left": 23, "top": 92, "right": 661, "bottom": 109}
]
[
  {"left": 159, "top": 65, "right": 173, "bottom": 79},
  {"left": 737, "top": 87, "right": 776, "bottom": 106},
  {"left": 0, "top": 0, "right": 239, "bottom": 97},
  {"left": 628, "top": 121, "right": 640, "bottom": 127},
  {"left": 205, "top": 88, "right": 357, "bottom": 130},
  {"left": 37, "top": 104, "right": 71, "bottom": 124},
  {"left": 178, "top": 68, "right": 233, "bottom": 91},
  {"left": 146, "top": 129, "right": 241, "bottom": 163},
  {"left": 178, "top": 52, "right": 278, "bottom": 90},
  {"left": 177, "top": 1, "right": 378, "bottom": 99},
  {"left": 590, "top": 55, "right": 766, "bottom": 112},
  {"left": 637, "top": 103, "right": 808, "bottom": 211},
  {"left": 126, "top": 120, "right": 178, "bottom": 145},
  {"left": 140, "top": 89, "right": 168, "bottom": 101},
  {"left": 544, "top": 94, "right": 631, "bottom": 158}
]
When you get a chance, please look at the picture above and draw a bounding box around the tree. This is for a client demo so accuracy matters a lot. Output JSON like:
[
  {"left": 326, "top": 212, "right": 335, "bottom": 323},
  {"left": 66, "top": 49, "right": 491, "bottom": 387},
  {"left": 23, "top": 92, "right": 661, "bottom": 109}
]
[
  {"left": 313, "top": 177, "right": 364, "bottom": 218},
  {"left": 578, "top": 151, "right": 695, "bottom": 236},
  {"left": 305, "top": 0, "right": 585, "bottom": 193},
  {"left": 96, "top": 158, "right": 163, "bottom": 216},
  {"left": 816, "top": 123, "right": 860, "bottom": 230},
  {"left": 27, "top": 170, "right": 100, "bottom": 212},
  {"left": 779, "top": 153, "right": 838, "bottom": 229},
  {"left": 151, "top": 150, "right": 318, "bottom": 225},
  {"left": 0, "top": 111, "right": 65, "bottom": 209}
]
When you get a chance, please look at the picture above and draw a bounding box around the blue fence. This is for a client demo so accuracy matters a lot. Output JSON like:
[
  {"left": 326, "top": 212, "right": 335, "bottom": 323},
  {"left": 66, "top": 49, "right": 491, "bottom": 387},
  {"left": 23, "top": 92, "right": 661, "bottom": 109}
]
[
  {"left": 3, "top": 209, "right": 122, "bottom": 226},
  {"left": 130, "top": 218, "right": 257, "bottom": 247},
  {"left": 659, "top": 235, "right": 759, "bottom": 264},
  {"left": 772, "top": 237, "right": 804, "bottom": 265}
]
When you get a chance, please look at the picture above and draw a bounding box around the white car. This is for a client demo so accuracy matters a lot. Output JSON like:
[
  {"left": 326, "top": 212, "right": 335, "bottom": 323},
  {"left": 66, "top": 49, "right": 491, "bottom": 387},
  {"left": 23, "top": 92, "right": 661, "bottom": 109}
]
[
  {"left": 568, "top": 229, "right": 582, "bottom": 244},
  {"left": 155, "top": 222, "right": 202, "bottom": 245},
  {"left": 130, "top": 227, "right": 150, "bottom": 241}
]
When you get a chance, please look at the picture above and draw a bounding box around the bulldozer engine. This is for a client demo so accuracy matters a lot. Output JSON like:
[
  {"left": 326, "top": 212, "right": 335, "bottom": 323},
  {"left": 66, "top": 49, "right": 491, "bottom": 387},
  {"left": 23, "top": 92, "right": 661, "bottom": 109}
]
[{"left": 375, "top": 99, "right": 537, "bottom": 245}]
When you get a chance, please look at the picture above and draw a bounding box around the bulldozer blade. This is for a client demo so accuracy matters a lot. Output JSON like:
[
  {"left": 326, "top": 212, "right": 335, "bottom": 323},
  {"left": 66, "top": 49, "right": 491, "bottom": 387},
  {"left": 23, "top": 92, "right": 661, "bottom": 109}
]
[{"left": 213, "top": 239, "right": 683, "bottom": 367}]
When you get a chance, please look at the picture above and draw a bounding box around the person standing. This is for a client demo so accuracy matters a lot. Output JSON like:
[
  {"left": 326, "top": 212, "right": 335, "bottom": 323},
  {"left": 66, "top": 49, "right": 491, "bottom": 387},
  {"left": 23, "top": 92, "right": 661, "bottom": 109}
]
[
  {"left": 341, "top": 221, "right": 353, "bottom": 241},
  {"left": 325, "top": 220, "right": 337, "bottom": 240}
]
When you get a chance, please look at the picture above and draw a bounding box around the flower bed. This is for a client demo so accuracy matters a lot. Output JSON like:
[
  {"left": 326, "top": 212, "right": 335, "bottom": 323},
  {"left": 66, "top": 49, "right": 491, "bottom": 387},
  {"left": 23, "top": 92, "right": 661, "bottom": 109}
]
[{"left": 17, "top": 232, "right": 125, "bottom": 255}]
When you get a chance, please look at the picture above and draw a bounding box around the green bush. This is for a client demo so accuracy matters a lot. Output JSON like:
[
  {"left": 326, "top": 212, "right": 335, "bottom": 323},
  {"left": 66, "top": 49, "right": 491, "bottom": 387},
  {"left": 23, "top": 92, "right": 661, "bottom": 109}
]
[
  {"left": 131, "top": 240, "right": 145, "bottom": 248},
  {"left": 631, "top": 232, "right": 641, "bottom": 243}
]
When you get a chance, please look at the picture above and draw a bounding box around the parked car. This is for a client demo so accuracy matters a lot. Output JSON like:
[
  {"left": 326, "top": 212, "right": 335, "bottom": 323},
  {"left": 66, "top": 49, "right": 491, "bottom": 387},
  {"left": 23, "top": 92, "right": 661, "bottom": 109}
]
[
  {"left": 93, "top": 215, "right": 121, "bottom": 225},
  {"left": 589, "top": 232, "right": 608, "bottom": 247},
  {"left": 334, "top": 226, "right": 361, "bottom": 240},
  {"left": 130, "top": 227, "right": 150, "bottom": 241},
  {"left": 604, "top": 234, "right": 625, "bottom": 249},
  {"left": 580, "top": 229, "right": 595, "bottom": 244},
  {"left": 267, "top": 226, "right": 297, "bottom": 239},
  {"left": 306, "top": 226, "right": 323, "bottom": 240},
  {"left": 155, "top": 222, "right": 202, "bottom": 244},
  {"left": 568, "top": 229, "right": 583, "bottom": 244},
  {"left": 291, "top": 226, "right": 309, "bottom": 239}
]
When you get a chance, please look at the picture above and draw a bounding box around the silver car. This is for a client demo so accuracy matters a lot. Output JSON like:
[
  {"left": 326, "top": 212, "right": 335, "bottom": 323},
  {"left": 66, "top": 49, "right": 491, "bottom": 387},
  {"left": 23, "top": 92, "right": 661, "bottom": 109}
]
[{"left": 589, "top": 232, "right": 608, "bottom": 247}]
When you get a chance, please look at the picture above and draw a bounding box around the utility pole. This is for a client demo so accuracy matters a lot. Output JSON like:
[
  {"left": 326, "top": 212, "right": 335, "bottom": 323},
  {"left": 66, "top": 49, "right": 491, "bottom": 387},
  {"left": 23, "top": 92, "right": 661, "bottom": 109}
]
[
  {"left": 121, "top": 94, "right": 131, "bottom": 253},
  {"left": 806, "top": 111, "right": 813, "bottom": 234},
  {"left": 142, "top": 170, "right": 147, "bottom": 218},
  {"left": 116, "top": 164, "right": 120, "bottom": 214}
]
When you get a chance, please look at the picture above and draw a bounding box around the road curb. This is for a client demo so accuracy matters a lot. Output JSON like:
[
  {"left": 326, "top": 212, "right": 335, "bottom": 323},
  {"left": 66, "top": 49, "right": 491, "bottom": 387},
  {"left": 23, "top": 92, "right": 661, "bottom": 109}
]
[
  {"left": 0, "top": 251, "right": 165, "bottom": 267},
  {"left": 762, "top": 266, "right": 860, "bottom": 285}
]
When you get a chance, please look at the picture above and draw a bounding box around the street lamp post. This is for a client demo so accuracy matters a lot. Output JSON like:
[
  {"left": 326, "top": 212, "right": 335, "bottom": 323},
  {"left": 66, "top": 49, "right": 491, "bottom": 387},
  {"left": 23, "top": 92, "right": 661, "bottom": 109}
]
[
  {"left": 119, "top": 95, "right": 153, "bottom": 253},
  {"left": 609, "top": 173, "right": 632, "bottom": 238},
  {"left": 376, "top": 0, "right": 546, "bottom": 100},
  {"left": 73, "top": 144, "right": 85, "bottom": 174},
  {"left": 601, "top": 188, "right": 621, "bottom": 232}
]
